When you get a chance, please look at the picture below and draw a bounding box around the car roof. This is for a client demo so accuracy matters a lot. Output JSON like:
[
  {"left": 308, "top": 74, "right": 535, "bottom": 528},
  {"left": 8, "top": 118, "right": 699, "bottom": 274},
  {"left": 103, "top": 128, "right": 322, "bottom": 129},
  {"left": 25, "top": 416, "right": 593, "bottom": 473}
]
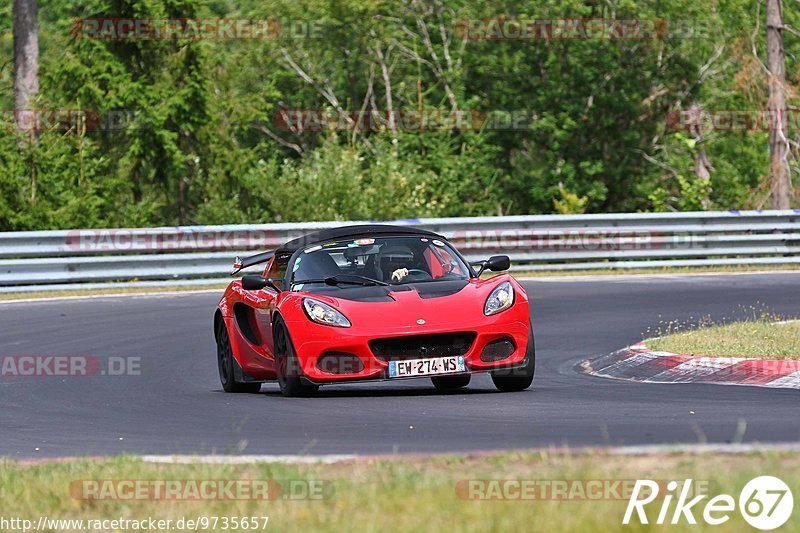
[{"left": 276, "top": 224, "right": 445, "bottom": 254}]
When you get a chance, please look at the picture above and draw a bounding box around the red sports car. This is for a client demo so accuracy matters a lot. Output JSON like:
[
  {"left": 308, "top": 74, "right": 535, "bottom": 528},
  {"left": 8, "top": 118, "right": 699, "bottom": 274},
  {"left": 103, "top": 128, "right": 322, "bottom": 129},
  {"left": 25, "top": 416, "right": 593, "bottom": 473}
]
[{"left": 214, "top": 225, "right": 534, "bottom": 396}]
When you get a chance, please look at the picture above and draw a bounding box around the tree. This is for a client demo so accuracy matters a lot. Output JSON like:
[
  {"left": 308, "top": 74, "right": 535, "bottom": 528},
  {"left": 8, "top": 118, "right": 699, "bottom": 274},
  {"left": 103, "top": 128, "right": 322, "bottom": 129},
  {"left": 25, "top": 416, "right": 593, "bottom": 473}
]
[
  {"left": 13, "top": 0, "right": 39, "bottom": 201},
  {"left": 13, "top": 0, "right": 38, "bottom": 125},
  {"left": 766, "top": 0, "right": 791, "bottom": 209},
  {"left": 0, "top": 0, "right": 793, "bottom": 230}
]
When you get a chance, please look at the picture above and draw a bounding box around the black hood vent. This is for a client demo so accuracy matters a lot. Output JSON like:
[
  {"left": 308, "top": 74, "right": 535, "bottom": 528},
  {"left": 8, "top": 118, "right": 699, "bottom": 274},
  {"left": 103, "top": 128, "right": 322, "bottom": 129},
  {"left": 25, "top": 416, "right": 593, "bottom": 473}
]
[{"left": 303, "top": 279, "right": 469, "bottom": 302}]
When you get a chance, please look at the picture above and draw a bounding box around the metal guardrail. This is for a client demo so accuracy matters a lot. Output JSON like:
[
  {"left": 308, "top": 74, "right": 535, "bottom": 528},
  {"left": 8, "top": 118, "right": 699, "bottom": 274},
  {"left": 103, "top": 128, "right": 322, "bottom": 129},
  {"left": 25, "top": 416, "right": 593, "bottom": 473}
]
[{"left": 0, "top": 210, "right": 799, "bottom": 291}]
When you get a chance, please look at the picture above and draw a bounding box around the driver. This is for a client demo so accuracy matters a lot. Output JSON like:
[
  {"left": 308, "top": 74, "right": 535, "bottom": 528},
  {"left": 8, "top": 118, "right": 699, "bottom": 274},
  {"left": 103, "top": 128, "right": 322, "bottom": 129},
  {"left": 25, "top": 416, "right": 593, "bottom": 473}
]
[{"left": 378, "top": 245, "right": 416, "bottom": 282}]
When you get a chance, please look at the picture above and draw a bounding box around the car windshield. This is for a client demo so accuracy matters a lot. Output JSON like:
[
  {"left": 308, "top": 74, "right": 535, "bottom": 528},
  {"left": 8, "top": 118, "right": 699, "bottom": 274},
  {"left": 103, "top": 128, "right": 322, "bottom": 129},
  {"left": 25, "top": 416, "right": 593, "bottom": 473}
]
[{"left": 290, "top": 236, "right": 471, "bottom": 289}]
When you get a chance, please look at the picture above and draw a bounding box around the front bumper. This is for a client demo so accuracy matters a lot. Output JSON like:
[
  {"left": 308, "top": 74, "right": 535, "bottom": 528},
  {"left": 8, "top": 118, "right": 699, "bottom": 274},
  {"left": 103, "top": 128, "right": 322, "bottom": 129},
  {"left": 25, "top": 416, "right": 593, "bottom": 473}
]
[{"left": 285, "top": 312, "right": 531, "bottom": 384}]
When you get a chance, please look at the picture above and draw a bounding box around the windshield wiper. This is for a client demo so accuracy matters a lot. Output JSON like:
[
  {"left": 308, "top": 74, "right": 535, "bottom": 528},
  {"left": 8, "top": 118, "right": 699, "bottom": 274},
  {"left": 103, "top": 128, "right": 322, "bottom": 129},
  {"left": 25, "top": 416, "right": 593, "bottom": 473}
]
[{"left": 293, "top": 274, "right": 389, "bottom": 287}]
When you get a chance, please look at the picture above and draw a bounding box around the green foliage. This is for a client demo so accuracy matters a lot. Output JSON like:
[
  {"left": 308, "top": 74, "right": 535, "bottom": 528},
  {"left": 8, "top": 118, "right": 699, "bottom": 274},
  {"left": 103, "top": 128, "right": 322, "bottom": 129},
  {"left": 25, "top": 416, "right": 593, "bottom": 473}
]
[
  {"left": 552, "top": 183, "right": 589, "bottom": 215},
  {"left": 0, "top": 0, "right": 796, "bottom": 230}
]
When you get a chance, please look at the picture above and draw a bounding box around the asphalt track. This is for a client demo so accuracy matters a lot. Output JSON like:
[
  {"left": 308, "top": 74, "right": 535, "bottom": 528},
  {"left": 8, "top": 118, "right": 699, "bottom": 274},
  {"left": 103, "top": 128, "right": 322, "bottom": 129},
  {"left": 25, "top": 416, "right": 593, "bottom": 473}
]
[{"left": 1, "top": 273, "right": 798, "bottom": 459}]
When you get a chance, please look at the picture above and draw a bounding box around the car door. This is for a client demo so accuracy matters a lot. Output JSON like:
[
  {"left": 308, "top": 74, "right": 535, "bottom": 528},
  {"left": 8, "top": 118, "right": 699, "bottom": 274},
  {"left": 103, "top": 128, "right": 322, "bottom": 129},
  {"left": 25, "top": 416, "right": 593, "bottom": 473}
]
[{"left": 249, "top": 251, "right": 292, "bottom": 359}]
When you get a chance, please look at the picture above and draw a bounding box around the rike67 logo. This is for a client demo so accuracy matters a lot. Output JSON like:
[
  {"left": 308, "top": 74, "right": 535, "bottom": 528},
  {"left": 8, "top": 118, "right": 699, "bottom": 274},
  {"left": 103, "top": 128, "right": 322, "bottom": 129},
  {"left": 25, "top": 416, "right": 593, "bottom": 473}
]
[{"left": 624, "top": 476, "right": 793, "bottom": 530}]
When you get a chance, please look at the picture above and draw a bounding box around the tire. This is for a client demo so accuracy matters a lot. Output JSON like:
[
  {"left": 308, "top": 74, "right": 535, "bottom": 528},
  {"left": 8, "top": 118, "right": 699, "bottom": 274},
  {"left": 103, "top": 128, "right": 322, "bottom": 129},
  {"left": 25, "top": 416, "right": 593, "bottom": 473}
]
[
  {"left": 273, "top": 319, "right": 319, "bottom": 398},
  {"left": 431, "top": 374, "right": 471, "bottom": 391},
  {"left": 491, "top": 328, "right": 535, "bottom": 393},
  {"left": 217, "top": 321, "right": 261, "bottom": 393}
]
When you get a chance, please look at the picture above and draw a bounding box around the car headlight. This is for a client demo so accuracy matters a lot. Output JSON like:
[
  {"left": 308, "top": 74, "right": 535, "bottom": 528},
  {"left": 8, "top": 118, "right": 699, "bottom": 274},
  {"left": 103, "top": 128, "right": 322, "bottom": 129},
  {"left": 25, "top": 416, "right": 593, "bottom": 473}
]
[
  {"left": 303, "top": 298, "right": 351, "bottom": 327},
  {"left": 484, "top": 281, "right": 514, "bottom": 316}
]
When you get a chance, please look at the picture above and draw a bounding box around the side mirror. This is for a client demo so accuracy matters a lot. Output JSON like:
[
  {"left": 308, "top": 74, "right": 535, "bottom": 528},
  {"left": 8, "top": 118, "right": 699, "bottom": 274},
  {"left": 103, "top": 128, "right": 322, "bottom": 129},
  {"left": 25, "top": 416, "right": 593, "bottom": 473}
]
[
  {"left": 241, "top": 275, "right": 281, "bottom": 292},
  {"left": 472, "top": 255, "right": 511, "bottom": 276},
  {"left": 486, "top": 255, "right": 511, "bottom": 272}
]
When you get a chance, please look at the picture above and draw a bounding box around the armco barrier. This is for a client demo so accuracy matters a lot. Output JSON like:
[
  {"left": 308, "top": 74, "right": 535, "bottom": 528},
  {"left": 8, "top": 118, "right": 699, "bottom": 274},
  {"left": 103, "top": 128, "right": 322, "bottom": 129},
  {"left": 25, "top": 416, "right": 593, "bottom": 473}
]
[{"left": 0, "top": 210, "right": 799, "bottom": 291}]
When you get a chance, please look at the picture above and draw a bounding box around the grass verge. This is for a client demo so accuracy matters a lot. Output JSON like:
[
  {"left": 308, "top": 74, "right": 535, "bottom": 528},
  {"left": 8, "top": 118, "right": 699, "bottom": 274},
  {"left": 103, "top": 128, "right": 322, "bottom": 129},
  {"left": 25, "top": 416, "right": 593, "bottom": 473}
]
[
  {"left": 1, "top": 451, "right": 799, "bottom": 532},
  {"left": 648, "top": 319, "right": 800, "bottom": 360}
]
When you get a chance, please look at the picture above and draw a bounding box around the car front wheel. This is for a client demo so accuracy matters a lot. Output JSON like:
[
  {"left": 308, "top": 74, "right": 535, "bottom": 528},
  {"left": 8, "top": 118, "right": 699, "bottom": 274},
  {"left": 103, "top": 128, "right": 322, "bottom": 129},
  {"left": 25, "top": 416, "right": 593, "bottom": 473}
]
[
  {"left": 491, "top": 328, "right": 535, "bottom": 392},
  {"left": 273, "top": 319, "right": 319, "bottom": 398}
]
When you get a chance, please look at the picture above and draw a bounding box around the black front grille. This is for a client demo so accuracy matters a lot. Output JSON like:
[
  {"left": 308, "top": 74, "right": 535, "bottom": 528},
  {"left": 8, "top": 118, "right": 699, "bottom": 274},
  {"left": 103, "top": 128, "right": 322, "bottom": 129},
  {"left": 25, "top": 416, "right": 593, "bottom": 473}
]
[{"left": 369, "top": 332, "right": 476, "bottom": 362}]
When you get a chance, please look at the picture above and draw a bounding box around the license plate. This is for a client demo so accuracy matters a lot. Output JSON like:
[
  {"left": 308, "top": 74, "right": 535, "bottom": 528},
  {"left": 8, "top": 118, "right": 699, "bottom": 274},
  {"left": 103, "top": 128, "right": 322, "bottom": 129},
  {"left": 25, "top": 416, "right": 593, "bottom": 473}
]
[{"left": 388, "top": 356, "right": 466, "bottom": 378}]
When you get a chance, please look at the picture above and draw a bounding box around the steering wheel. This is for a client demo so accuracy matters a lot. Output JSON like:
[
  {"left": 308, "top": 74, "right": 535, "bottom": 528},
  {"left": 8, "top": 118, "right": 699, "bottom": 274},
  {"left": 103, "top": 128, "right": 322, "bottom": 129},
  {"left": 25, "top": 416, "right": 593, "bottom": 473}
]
[{"left": 399, "top": 269, "right": 432, "bottom": 282}]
